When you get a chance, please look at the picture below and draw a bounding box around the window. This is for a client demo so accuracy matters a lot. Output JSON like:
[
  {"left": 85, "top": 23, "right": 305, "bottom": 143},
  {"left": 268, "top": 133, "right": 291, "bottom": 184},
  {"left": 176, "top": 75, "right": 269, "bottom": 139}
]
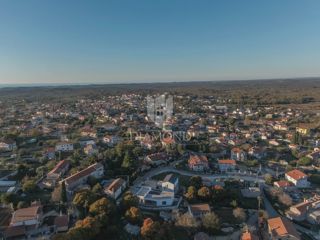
[{"left": 162, "top": 201, "right": 166, "bottom": 205}]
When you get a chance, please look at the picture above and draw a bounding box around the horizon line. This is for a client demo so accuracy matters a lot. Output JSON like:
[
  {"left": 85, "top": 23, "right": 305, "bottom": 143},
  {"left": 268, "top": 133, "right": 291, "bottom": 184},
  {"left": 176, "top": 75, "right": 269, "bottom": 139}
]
[{"left": 1, "top": 76, "right": 320, "bottom": 89}]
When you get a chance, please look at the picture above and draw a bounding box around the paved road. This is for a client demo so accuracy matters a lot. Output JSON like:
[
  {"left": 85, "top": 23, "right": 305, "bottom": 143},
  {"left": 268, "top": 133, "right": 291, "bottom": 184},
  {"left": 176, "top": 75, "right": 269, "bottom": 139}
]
[
  {"left": 135, "top": 166, "right": 264, "bottom": 183},
  {"left": 261, "top": 185, "right": 279, "bottom": 218}
]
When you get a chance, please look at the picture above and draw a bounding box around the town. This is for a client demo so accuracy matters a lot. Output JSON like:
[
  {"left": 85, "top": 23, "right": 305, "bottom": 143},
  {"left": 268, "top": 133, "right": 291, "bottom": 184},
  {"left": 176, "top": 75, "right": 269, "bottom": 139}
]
[{"left": 0, "top": 81, "right": 319, "bottom": 240}]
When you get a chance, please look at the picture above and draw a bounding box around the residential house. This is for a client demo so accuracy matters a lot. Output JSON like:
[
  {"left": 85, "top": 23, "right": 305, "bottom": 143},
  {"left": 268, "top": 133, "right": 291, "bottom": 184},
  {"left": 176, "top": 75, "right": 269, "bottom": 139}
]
[
  {"left": 47, "top": 160, "right": 70, "bottom": 182},
  {"left": 0, "top": 139, "right": 17, "bottom": 151},
  {"left": 80, "top": 127, "right": 97, "bottom": 138},
  {"left": 286, "top": 195, "right": 320, "bottom": 223},
  {"left": 267, "top": 217, "right": 300, "bottom": 240},
  {"left": 9, "top": 202, "right": 43, "bottom": 228},
  {"left": 248, "top": 146, "right": 266, "bottom": 160},
  {"left": 230, "top": 147, "right": 246, "bottom": 162},
  {"left": 136, "top": 186, "right": 175, "bottom": 207},
  {"left": 273, "top": 180, "right": 293, "bottom": 190},
  {"left": 188, "top": 203, "right": 211, "bottom": 218},
  {"left": 161, "top": 174, "right": 179, "bottom": 193},
  {"left": 144, "top": 152, "right": 170, "bottom": 166},
  {"left": 55, "top": 142, "right": 74, "bottom": 152},
  {"left": 104, "top": 178, "right": 127, "bottom": 199},
  {"left": 79, "top": 137, "right": 96, "bottom": 147},
  {"left": 241, "top": 230, "right": 259, "bottom": 240},
  {"left": 54, "top": 215, "right": 69, "bottom": 233},
  {"left": 218, "top": 159, "right": 236, "bottom": 172},
  {"left": 0, "top": 180, "right": 18, "bottom": 194},
  {"left": 285, "top": 169, "right": 310, "bottom": 188},
  {"left": 103, "top": 135, "right": 122, "bottom": 147},
  {"left": 188, "top": 154, "right": 209, "bottom": 172},
  {"left": 61, "top": 163, "right": 104, "bottom": 193}
]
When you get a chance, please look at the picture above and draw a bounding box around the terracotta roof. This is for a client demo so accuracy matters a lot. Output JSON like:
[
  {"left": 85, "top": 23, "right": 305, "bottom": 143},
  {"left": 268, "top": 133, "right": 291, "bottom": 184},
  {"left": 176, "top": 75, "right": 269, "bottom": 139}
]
[
  {"left": 48, "top": 160, "right": 69, "bottom": 175},
  {"left": 241, "top": 230, "right": 258, "bottom": 240},
  {"left": 106, "top": 178, "right": 126, "bottom": 192},
  {"left": 274, "top": 180, "right": 292, "bottom": 188},
  {"left": 54, "top": 215, "right": 69, "bottom": 228},
  {"left": 286, "top": 169, "right": 307, "bottom": 181},
  {"left": 189, "top": 154, "right": 208, "bottom": 165},
  {"left": 218, "top": 159, "right": 236, "bottom": 165},
  {"left": 10, "top": 206, "right": 41, "bottom": 225},
  {"left": 189, "top": 204, "right": 211, "bottom": 215},
  {"left": 64, "top": 163, "right": 103, "bottom": 186},
  {"left": 267, "top": 217, "right": 300, "bottom": 239}
]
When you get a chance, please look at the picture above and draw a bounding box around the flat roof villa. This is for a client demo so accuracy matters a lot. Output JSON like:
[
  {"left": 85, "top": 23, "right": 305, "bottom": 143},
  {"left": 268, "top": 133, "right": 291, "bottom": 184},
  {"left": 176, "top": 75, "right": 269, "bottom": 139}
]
[{"left": 136, "top": 186, "right": 175, "bottom": 207}]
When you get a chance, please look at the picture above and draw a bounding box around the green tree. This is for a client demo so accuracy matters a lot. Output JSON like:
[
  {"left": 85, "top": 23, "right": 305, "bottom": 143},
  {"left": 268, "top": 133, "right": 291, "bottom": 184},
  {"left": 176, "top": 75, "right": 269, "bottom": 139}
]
[
  {"left": 121, "top": 151, "right": 134, "bottom": 168},
  {"left": 189, "top": 176, "right": 202, "bottom": 189},
  {"left": 120, "top": 192, "right": 139, "bottom": 211},
  {"left": 89, "top": 197, "right": 116, "bottom": 217},
  {"left": 185, "top": 186, "right": 197, "bottom": 202},
  {"left": 264, "top": 173, "right": 274, "bottom": 185},
  {"left": 298, "top": 157, "right": 312, "bottom": 166},
  {"left": 141, "top": 218, "right": 161, "bottom": 240},
  {"left": 92, "top": 183, "right": 102, "bottom": 193},
  {"left": 197, "top": 186, "right": 211, "bottom": 200},
  {"left": 201, "top": 212, "right": 220, "bottom": 234},
  {"left": 233, "top": 207, "right": 246, "bottom": 222},
  {"left": 61, "top": 181, "right": 67, "bottom": 203},
  {"left": 125, "top": 206, "right": 143, "bottom": 224},
  {"left": 230, "top": 199, "right": 238, "bottom": 208},
  {"left": 73, "top": 190, "right": 96, "bottom": 209},
  {"left": 22, "top": 180, "right": 37, "bottom": 193}
]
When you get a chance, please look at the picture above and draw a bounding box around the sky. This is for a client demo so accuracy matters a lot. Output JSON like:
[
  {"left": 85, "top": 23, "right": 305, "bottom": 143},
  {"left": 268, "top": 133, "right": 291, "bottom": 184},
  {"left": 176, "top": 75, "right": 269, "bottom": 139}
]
[{"left": 0, "top": 0, "right": 320, "bottom": 85}]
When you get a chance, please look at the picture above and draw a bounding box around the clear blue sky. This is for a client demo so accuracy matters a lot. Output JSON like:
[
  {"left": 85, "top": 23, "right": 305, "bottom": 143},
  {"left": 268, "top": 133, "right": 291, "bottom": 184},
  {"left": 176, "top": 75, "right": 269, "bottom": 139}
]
[{"left": 0, "top": 0, "right": 320, "bottom": 84}]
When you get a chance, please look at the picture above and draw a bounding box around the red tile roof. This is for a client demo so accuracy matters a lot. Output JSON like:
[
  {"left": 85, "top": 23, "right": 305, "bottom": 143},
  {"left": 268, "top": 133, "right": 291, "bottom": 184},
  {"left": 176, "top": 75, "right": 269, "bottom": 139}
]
[
  {"left": 268, "top": 217, "right": 300, "bottom": 239},
  {"left": 218, "top": 159, "right": 236, "bottom": 165},
  {"left": 274, "top": 180, "right": 292, "bottom": 188},
  {"left": 48, "top": 160, "right": 69, "bottom": 175},
  {"left": 286, "top": 169, "right": 307, "bottom": 181},
  {"left": 10, "top": 206, "right": 41, "bottom": 225},
  {"left": 188, "top": 154, "right": 208, "bottom": 165},
  {"left": 64, "top": 163, "right": 103, "bottom": 186},
  {"left": 54, "top": 215, "right": 69, "bottom": 228}
]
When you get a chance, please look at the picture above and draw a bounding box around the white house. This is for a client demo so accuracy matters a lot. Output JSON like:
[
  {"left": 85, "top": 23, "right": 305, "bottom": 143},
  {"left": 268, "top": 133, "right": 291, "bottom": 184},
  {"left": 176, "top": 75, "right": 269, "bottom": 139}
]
[
  {"left": 103, "top": 135, "right": 122, "bottom": 147},
  {"left": 188, "top": 154, "right": 209, "bottom": 171},
  {"left": 218, "top": 159, "right": 236, "bottom": 172},
  {"left": 104, "top": 178, "right": 127, "bottom": 199},
  {"left": 230, "top": 147, "right": 246, "bottom": 161},
  {"left": 285, "top": 169, "right": 310, "bottom": 188},
  {"left": 188, "top": 203, "right": 211, "bottom": 218},
  {"left": 136, "top": 186, "right": 174, "bottom": 207},
  {"left": 55, "top": 142, "right": 74, "bottom": 152},
  {"left": 161, "top": 174, "right": 179, "bottom": 193}
]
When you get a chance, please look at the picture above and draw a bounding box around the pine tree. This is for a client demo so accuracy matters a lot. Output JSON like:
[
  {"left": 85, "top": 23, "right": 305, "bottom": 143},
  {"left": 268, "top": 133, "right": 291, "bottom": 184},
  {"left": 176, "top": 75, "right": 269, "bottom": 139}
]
[{"left": 61, "top": 181, "right": 67, "bottom": 203}]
